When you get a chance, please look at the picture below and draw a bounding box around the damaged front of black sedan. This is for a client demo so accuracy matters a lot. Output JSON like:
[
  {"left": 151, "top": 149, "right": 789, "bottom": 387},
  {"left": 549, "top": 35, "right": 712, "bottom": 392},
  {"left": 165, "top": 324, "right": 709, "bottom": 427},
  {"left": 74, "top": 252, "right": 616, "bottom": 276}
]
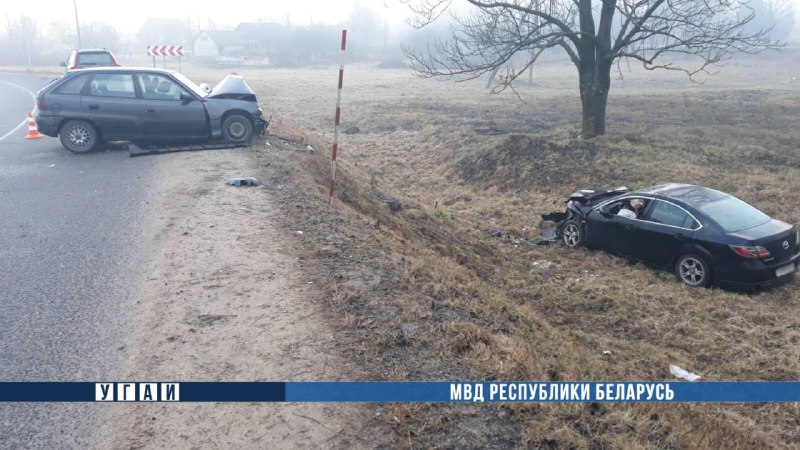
[{"left": 545, "top": 184, "right": 800, "bottom": 290}]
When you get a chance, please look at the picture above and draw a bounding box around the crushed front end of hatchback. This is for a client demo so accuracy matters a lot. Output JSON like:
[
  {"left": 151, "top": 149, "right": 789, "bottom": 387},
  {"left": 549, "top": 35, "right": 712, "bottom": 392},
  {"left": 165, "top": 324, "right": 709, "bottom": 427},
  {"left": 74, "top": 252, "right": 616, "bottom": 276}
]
[{"left": 205, "top": 73, "right": 268, "bottom": 137}]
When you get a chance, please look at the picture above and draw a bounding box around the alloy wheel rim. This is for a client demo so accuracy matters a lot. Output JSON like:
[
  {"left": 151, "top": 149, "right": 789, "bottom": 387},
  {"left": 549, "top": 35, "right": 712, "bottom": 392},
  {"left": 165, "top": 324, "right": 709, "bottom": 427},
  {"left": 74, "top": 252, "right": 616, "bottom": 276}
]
[
  {"left": 679, "top": 258, "right": 705, "bottom": 285},
  {"left": 67, "top": 126, "right": 90, "bottom": 147},
  {"left": 564, "top": 224, "right": 580, "bottom": 247}
]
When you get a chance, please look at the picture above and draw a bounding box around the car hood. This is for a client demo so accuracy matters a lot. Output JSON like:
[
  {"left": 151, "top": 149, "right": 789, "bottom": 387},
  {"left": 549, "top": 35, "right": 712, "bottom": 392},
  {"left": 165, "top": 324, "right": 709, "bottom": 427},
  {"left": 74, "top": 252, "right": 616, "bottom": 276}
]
[{"left": 207, "top": 73, "right": 257, "bottom": 102}]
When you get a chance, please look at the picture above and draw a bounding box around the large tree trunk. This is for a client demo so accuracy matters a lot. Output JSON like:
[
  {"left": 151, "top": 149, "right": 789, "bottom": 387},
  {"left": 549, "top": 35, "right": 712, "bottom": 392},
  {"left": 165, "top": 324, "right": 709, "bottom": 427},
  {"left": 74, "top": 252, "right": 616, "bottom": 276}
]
[
  {"left": 581, "top": 90, "right": 607, "bottom": 138},
  {"left": 579, "top": 62, "right": 611, "bottom": 139}
]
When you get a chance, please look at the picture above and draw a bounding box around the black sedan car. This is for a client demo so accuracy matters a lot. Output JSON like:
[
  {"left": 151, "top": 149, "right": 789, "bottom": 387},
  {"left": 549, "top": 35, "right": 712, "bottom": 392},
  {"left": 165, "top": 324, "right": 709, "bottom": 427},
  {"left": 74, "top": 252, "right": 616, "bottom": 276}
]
[
  {"left": 559, "top": 184, "right": 799, "bottom": 289},
  {"left": 35, "top": 67, "right": 267, "bottom": 153}
]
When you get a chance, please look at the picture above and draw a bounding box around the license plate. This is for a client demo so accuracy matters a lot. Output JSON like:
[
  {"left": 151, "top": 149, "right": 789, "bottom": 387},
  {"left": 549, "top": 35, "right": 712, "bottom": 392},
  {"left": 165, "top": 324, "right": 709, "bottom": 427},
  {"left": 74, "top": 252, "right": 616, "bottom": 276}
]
[{"left": 775, "top": 264, "right": 796, "bottom": 278}]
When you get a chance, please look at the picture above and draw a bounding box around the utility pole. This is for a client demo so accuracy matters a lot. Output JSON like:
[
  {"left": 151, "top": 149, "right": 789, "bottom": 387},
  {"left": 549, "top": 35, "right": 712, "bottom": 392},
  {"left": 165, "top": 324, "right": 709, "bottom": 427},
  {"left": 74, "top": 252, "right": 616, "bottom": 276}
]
[{"left": 73, "top": 0, "right": 82, "bottom": 48}]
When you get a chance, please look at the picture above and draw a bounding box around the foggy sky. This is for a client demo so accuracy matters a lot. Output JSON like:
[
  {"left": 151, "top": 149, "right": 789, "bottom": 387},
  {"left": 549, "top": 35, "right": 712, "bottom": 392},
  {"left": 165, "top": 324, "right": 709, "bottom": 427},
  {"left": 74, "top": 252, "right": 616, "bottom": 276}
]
[
  {"left": 3, "top": 0, "right": 800, "bottom": 37},
  {"left": 2, "top": 0, "right": 414, "bottom": 34}
]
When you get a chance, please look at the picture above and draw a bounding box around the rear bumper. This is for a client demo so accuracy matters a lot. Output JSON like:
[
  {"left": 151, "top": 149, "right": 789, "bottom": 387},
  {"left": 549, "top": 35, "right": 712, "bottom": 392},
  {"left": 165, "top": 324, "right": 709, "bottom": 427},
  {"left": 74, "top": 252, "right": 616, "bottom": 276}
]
[
  {"left": 34, "top": 115, "right": 61, "bottom": 137},
  {"left": 715, "top": 250, "right": 800, "bottom": 290}
]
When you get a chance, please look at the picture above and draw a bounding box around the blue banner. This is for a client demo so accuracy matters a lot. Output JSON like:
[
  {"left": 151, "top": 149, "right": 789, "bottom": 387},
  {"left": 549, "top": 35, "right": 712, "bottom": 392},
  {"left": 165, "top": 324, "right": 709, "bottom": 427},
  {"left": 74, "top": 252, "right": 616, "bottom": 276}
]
[{"left": 0, "top": 382, "right": 798, "bottom": 402}]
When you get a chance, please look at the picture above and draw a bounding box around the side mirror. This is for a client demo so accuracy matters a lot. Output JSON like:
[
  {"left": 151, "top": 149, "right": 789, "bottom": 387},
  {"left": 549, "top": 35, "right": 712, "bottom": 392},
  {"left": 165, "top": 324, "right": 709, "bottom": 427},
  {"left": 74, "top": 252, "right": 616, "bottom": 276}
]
[
  {"left": 598, "top": 205, "right": 613, "bottom": 217},
  {"left": 179, "top": 92, "right": 193, "bottom": 102},
  {"left": 59, "top": 61, "right": 67, "bottom": 67}
]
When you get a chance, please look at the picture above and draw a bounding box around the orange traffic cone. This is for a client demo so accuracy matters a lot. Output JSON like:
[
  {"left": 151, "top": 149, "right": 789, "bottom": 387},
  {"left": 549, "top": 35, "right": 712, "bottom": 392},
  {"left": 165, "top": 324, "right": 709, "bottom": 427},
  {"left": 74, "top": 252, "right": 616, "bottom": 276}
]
[{"left": 25, "top": 112, "right": 43, "bottom": 140}]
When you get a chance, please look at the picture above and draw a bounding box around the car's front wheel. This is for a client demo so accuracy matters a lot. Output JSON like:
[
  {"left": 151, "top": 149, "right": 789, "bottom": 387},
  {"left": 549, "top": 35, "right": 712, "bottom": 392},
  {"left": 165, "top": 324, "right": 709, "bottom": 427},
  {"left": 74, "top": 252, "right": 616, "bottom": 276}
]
[
  {"left": 562, "top": 220, "right": 584, "bottom": 248},
  {"left": 60, "top": 120, "right": 100, "bottom": 154},
  {"left": 675, "top": 254, "right": 710, "bottom": 287},
  {"left": 222, "top": 114, "right": 253, "bottom": 143}
]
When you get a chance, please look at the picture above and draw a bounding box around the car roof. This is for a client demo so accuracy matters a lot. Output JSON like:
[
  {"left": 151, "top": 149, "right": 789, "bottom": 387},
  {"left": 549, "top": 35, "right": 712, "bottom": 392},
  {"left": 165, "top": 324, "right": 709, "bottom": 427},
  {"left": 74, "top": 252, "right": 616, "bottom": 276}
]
[
  {"left": 68, "top": 66, "right": 177, "bottom": 76},
  {"left": 73, "top": 48, "right": 113, "bottom": 53},
  {"left": 632, "top": 183, "right": 729, "bottom": 207}
]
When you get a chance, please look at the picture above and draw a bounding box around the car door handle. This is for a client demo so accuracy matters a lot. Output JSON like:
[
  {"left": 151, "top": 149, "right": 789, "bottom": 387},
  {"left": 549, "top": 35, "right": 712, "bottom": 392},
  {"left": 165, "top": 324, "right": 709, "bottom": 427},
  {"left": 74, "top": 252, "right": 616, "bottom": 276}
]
[
  {"left": 145, "top": 108, "right": 156, "bottom": 113},
  {"left": 624, "top": 224, "right": 635, "bottom": 231},
  {"left": 88, "top": 104, "right": 99, "bottom": 110},
  {"left": 675, "top": 233, "right": 686, "bottom": 240}
]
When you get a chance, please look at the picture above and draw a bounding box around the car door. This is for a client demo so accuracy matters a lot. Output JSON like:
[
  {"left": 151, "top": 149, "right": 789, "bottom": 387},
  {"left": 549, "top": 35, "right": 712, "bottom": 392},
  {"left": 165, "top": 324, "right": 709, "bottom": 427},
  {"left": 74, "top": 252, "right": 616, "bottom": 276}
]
[
  {"left": 585, "top": 199, "right": 642, "bottom": 256},
  {"left": 81, "top": 72, "right": 141, "bottom": 140},
  {"left": 632, "top": 200, "right": 699, "bottom": 267},
  {"left": 135, "top": 73, "right": 208, "bottom": 141}
]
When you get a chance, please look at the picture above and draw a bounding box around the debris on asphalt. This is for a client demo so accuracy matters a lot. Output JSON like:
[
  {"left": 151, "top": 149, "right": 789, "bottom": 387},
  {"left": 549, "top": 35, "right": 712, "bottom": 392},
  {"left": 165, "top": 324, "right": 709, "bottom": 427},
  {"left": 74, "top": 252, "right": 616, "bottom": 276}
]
[
  {"left": 296, "top": 230, "right": 304, "bottom": 235},
  {"left": 226, "top": 177, "right": 260, "bottom": 187},
  {"left": 306, "top": 145, "right": 314, "bottom": 153},
  {"left": 381, "top": 199, "right": 402, "bottom": 212},
  {"left": 602, "top": 350, "right": 612, "bottom": 356},
  {"left": 669, "top": 364, "right": 701, "bottom": 381},
  {"left": 129, "top": 141, "right": 248, "bottom": 157}
]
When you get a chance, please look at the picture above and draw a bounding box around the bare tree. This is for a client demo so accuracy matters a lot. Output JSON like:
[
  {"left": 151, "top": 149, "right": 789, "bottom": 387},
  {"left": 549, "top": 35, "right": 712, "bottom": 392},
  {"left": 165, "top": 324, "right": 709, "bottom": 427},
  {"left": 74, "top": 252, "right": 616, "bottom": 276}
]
[
  {"left": 402, "top": 0, "right": 776, "bottom": 138},
  {"left": 742, "top": 0, "right": 795, "bottom": 42},
  {"left": 81, "top": 22, "right": 120, "bottom": 50},
  {"left": 6, "top": 16, "right": 39, "bottom": 68}
]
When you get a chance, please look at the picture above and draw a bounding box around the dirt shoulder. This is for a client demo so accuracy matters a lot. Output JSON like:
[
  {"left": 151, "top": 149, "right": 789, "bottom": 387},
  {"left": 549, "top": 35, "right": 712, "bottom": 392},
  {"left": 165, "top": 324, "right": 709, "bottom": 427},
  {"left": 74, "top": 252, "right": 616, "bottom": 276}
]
[{"left": 98, "top": 144, "right": 381, "bottom": 449}]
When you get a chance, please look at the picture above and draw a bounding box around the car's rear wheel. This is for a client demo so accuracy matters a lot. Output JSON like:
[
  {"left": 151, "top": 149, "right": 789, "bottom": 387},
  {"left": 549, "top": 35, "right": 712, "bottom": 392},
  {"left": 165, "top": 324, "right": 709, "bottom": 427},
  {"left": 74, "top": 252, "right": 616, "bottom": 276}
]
[
  {"left": 222, "top": 114, "right": 253, "bottom": 143},
  {"left": 562, "top": 220, "right": 584, "bottom": 248},
  {"left": 675, "top": 254, "right": 710, "bottom": 287},
  {"left": 60, "top": 120, "right": 99, "bottom": 154}
]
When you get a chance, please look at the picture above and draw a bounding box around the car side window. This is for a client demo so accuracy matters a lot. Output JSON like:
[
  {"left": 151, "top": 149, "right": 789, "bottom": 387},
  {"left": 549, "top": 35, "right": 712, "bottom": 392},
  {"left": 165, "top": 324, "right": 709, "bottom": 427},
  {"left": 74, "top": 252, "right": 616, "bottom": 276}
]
[
  {"left": 645, "top": 200, "right": 698, "bottom": 229},
  {"left": 137, "top": 74, "right": 189, "bottom": 101},
  {"left": 88, "top": 74, "right": 135, "bottom": 98},
  {"left": 55, "top": 74, "right": 90, "bottom": 95}
]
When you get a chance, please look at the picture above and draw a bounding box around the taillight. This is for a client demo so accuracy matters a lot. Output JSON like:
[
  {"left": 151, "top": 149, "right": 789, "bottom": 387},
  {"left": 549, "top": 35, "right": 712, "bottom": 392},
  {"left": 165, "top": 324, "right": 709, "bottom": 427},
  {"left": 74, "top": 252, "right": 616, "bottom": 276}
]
[
  {"left": 730, "top": 245, "right": 771, "bottom": 259},
  {"left": 36, "top": 98, "right": 46, "bottom": 111}
]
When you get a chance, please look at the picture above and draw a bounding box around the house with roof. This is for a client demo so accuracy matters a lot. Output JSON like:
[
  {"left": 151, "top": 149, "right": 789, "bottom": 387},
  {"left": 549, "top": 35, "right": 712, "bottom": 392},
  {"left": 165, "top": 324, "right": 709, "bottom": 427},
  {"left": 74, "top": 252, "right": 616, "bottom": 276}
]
[
  {"left": 235, "top": 22, "right": 283, "bottom": 57},
  {"left": 193, "top": 30, "right": 248, "bottom": 58}
]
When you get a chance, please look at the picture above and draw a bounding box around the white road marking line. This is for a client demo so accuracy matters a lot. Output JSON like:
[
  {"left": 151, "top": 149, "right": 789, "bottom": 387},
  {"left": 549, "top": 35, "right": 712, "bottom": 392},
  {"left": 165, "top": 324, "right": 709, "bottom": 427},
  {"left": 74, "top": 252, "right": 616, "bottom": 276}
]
[
  {"left": 0, "top": 80, "right": 38, "bottom": 143},
  {"left": 0, "top": 118, "right": 28, "bottom": 142}
]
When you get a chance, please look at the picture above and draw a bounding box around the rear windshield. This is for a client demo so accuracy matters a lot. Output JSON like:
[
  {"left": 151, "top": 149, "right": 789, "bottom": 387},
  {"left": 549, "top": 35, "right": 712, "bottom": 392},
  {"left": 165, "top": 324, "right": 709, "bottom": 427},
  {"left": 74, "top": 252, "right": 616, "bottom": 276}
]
[
  {"left": 77, "top": 52, "right": 114, "bottom": 66},
  {"left": 699, "top": 196, "right": 770, "bottom": 232}
]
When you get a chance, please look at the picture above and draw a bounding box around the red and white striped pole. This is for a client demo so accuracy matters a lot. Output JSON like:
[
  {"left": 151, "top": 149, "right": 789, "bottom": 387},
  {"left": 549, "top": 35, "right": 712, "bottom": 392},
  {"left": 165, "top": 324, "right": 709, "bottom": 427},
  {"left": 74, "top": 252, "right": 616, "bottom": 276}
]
[{"left": 329, "top": 29, "right": 347, "bottom": 204}]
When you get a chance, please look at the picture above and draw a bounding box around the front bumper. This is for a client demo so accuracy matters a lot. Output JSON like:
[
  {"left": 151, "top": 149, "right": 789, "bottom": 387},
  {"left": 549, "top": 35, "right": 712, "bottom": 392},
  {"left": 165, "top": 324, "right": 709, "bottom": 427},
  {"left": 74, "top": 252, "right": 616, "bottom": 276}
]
[
  {"left": 715, "top": 250, "right": 800, "bottom": 290},
  {"left": 255, "top": 115, "right": 268, "bottom": 135},
  {"left": 34, "top": 115, "right": 61, "bottom": 137}
]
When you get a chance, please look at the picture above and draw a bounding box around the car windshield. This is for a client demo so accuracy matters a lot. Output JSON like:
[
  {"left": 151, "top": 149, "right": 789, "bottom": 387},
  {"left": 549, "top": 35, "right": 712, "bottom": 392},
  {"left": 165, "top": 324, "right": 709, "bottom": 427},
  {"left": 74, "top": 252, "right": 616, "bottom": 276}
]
[
  {"left": 78, "top": 52, "right": 113, "bottom": 66},
  {"left": 172, "top": 72, "right": 208, "bottom": 98},
  {"left": 699, "top": 195, "right": 770, "bottom": 232}
]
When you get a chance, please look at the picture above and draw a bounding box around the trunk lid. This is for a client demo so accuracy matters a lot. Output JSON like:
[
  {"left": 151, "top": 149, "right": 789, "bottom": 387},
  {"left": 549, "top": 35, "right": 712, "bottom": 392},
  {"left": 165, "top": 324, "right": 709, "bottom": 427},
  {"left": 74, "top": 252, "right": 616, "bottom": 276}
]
[{"left": 732, "top": 219, "right": 797, "bottom": 263}]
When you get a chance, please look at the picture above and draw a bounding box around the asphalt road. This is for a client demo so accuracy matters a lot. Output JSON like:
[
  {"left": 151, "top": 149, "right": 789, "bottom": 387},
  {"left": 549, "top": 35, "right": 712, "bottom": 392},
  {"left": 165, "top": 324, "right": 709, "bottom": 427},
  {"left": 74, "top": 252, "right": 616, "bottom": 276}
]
[{"left": 0, "top": 73, "right": 164, "bottom": 448}]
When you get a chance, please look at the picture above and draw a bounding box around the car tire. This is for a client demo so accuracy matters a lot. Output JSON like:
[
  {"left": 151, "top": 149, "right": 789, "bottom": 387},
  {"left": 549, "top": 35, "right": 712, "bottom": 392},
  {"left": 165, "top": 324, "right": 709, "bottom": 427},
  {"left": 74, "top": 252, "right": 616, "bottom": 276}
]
[
  {"left": 675, "top": 254, "right": 711, "bottom": 287},
  {"left": 562, "top": 220, "right": 584, "bottom": 248},
  {"left": 222, "top": 114, "right": 253, "bottom": 143},
  {"left": 60, "top": 120, "right": 100, "bottom": 154}
]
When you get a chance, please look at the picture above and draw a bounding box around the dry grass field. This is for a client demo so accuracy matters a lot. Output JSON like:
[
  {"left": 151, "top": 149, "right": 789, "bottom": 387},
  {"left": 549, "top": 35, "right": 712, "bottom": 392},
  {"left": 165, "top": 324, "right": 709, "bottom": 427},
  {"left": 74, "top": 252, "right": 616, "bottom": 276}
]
[{"left": 185, "top": 52, "right": 800, "bottom": 448}]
